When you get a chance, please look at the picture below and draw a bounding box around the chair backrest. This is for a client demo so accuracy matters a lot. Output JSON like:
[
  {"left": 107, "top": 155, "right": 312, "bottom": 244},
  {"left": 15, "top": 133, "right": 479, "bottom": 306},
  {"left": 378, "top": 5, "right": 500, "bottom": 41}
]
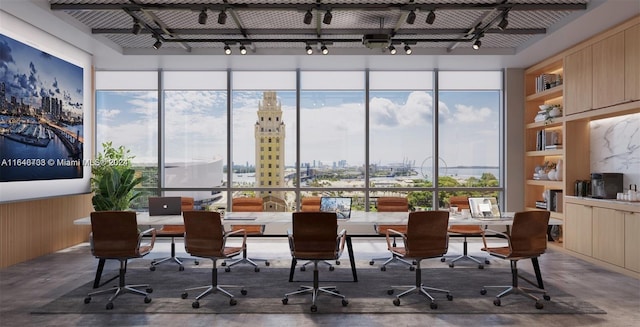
[
  {"left": 449, "top": 196, "right": 470, "bottom": 210},
  {"left": 181, "top": 197, "right": 195, "bottom": 212},
  {"left": 377, "top": 197, "right": 409, "bottom": 212},
  {"left": 90, "top": 211, "right": 140, "bottom": 258},
  {"left": 509, "top": 211, "right": 551, "bottom": 257},
  {"left": 404, "top": 210, "right": 450, "bottom": 258},
  {"left": 291, "top": 212, "right": 339, "bottom": 258},
  {"left": 182, "top": 211, "right": 225, "bottom": 257},
  {"left": 300, "top": 196, "right": 322, "bottom": 212},
  {"left": 232, "top": 197, "right": 264, "bottom": 212}
]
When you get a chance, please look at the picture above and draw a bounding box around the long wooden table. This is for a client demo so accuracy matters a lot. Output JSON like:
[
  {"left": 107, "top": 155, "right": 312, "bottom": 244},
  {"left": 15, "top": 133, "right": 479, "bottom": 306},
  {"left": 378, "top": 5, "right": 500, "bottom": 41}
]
[{"left": 74, "top": 211, "right": 562, "bottom": 288}]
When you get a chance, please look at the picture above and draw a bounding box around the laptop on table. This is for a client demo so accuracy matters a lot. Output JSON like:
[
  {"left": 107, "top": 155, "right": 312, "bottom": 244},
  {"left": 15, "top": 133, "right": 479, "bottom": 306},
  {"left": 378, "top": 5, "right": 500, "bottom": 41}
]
[
  {"left": 148, "top": 196, "right": 183, "bottom": 216},
  {"left": 320, "top": 197, "right": 352, "bottom": 220},
  {"left": 468, "top": 197, "right": 511, "bottom": 220}
]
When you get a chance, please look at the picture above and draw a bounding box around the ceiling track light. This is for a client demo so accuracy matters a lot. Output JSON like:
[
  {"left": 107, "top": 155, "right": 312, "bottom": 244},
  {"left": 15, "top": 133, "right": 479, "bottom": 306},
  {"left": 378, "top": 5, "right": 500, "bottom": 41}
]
[
  {"left": 239, "top": 45, "right": 247, "bottom": 55},
  {"left": 224, "top": 44, "right": 231, "bottom": 55},
  {"left": 303, "top": 10, "right": 313, "bottom": 25},
  {"left": 132, "top": 20, "right": 142, "bottom": 35},
  {"left": 472, "top": 39, "right": 482, "bottom": 50},
  {"left": 404, "top": 44, "right": 412, "bottom": 55},
  {"left": 323, "top": 10, "right": 332, "bottom": 25},
  {"left": 218, "top": 10, "right": 227, "bottom": 25},
  {"left": 426, "top": 10, "right": 436, "bottom": 25},
  {"left": 305, "top": 45, "right": 313, "bottom": 55},
  {"left": 198, "top": 9, "right": 208, "bottom": 25},
  {"left": 497, "top": 12, "right": 508, "bottom": 30},
  {"left": 406, "top": 10, "right": 416, "bottom": 25},
  {"left": 388, "top": 45, "right": 397, "bottom": 55},
  {"left": 153, "top": 38, "right": 162, "bottom": 50},
  {"left": 321, "top": 44, "right": 328, "bottom": 55}
]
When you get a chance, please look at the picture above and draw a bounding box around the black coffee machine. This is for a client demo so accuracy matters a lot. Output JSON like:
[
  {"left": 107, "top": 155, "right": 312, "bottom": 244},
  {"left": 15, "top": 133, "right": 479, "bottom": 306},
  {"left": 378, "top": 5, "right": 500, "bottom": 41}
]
[{"left": 590, "top": 173, "right": 624, "bottom": 199}]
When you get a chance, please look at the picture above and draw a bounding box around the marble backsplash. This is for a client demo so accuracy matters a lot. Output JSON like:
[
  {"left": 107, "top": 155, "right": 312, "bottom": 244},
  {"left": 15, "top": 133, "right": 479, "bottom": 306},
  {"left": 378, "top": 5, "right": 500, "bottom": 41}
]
[{"left": 590, "top": 113, "right": 640, "bottom": 189}]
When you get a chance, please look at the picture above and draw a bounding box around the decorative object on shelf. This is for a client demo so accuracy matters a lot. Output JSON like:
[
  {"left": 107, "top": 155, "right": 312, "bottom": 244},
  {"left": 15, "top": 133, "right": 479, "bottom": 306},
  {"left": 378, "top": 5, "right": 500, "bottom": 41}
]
[
  {"left": 555, "top": 159, "right": 563, "bottom": 181},
  {"left": 538, "top": 104, "right": 562, "bottom": 125}
]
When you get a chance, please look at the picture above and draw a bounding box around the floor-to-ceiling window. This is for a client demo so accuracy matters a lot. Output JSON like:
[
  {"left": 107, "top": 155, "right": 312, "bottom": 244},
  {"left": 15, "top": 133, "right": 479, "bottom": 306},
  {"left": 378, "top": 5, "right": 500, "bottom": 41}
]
[
  {"left": 437, "top": 71, "right": 503, "bottom": 208},
  {"left": 95, "top": 71, "right": 158, "bottom": 209},
  {"left": 94, "top": 69, "right": 504, "bottom": 212},
  {"left": 368, "top": 71, "right": 434, "bottom": 211}
]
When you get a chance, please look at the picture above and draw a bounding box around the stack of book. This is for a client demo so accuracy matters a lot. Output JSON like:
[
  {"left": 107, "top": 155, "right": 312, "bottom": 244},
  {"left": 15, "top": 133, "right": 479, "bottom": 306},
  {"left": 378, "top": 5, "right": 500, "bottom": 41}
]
[
  {"left": 535, "top": 73, "right": 562, "bottom": 93},
  {"left": 535, "top": 130, "right": 563, "bottom": 151}
]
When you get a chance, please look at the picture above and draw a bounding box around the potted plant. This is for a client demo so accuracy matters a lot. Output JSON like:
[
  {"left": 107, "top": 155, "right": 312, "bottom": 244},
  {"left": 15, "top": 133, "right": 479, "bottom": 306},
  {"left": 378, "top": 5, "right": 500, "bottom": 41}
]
[{"left": 91, "top": 142, "right": 144, "bottom": 211}]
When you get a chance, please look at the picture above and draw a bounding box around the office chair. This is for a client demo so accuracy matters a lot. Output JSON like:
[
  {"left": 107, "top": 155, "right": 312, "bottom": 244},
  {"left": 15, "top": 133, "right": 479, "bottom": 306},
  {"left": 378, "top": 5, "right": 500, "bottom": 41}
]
[
  {"left": 480, "top": 210, "right": 551, "bottom": 309},
  {"left": 386, "top": 210, "right": 453, "bottom": 309},
  {"left": 84, "top": 211, "right": 156, "bottom": 310},
  {"left": 180, "top": 211, "right": 248, "bottom": 308},
  {"left": 369, "top": 197, "right": 415, "bottom": 271},
  {"left": 298, "top": 196, "right": 338, "bottom": 272},
  {"left": 224, "top": 197, "right": 269, "bottom": 272},
  {"left": 150, "top": 197, "right": 199, "bottom": 271},
  {"left": 282, "top": 212, "right": 349, "bottom": 312},
  {"left": 441, "top": 196, "right": 490, "bottom": 269}
]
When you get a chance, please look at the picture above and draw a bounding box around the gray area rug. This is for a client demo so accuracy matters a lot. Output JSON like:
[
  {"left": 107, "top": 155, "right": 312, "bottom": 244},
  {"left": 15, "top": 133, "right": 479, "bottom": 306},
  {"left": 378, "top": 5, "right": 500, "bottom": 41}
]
[{"left": 35, "top": 260, "right": 606, "bottom": 314}]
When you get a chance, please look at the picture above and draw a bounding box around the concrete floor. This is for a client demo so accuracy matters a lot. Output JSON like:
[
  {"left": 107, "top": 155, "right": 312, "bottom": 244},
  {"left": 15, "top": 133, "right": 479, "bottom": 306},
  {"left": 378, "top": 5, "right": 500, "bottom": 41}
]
[{"left": 0, "top": 238, "right": 639, "bottom": 327}]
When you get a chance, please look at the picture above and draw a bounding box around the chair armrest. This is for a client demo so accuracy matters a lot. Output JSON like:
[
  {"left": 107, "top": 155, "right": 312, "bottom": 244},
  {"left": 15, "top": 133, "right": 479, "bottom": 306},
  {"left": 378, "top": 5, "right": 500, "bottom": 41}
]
[
  {"left": 336, "top": 229, "right": 347, "bottom": 257},
  {"left": 138, "top": 227, "right": 156, "bottom": 249},
  {"left": 481, "top": 228, "right": 510, "bottom": 250},
  {"left": 224, "top": 228, "right": 247, "bottom": 249},
  {"left": 385, "top": 228, "right": 406, "bottom": 250},
  {"left": 287, "top": 230, "right": 295, "bottom": 256}
]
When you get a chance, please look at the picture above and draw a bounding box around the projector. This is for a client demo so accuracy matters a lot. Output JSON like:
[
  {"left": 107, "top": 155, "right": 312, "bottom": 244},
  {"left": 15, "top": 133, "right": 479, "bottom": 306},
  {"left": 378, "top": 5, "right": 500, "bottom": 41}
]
[{"left": 362, "top": 34, "right": 391, "bottom": 49}]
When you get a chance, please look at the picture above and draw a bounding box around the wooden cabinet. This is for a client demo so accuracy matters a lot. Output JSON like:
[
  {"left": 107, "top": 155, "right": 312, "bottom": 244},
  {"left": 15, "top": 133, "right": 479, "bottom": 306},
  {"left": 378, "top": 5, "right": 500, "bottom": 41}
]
[
  {"left": 625, "top": 24, "right": 640, "bottom": 102},
  {"left": 592, "top": 32, "right": 625, "bottom": 109},
  {"left": 592, "top": 207, "right": 624, "bottom": 267},
  {"left": 624, "top": 211, "right": 640, "bottom": 272},
  {"left": 564, "top": 202, "right": 592, "bottom": 256},
  {"left": 564, "top": 47, "right": 592, "bottom": 115}
]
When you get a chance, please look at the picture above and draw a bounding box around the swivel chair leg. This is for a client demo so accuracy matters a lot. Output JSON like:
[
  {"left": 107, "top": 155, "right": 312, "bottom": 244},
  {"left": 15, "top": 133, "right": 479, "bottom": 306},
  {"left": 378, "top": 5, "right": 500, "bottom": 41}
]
[{"left": 480, "top": 260, "right": 550, "bottom": 309}]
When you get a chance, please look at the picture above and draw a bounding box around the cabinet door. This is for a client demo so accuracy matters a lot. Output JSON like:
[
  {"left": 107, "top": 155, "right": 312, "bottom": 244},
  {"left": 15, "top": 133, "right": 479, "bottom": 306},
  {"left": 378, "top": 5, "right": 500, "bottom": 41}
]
[
  {"left": 564, "top": 203, "right": 592, "bottom": 256},
  {"left": 592, "top": 207, "right": 624, "bottom": 267},
  {"left": 564, "top": 47, "right": 592, "bottom": 114},
  {"left": 592, "top": 32, "right": 626, "bottom": 109},
  {"left": 625, "top": 24, "right": 640, "bottom": 101},
  {"left": 625, "top": 211, "right": 640, "bottom": 272}
]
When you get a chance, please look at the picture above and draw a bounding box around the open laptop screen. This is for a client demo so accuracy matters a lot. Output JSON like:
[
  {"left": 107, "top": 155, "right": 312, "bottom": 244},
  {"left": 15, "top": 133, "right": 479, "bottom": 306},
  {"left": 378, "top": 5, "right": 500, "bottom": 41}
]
[
  {"left": 468, "top": 197, "right": 502, "bottom": 219},
  {"left": 320, "top": 197, "right": 352, "bottom": 219},
  {"left": 148, "top": 196, "right": 182, "bottom": 216}
]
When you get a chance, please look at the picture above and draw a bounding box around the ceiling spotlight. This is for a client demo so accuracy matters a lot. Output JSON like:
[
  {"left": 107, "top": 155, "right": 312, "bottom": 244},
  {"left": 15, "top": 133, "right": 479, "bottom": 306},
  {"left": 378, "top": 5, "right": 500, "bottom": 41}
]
[
  {"left": 497, "top": 13, "right": 508, "bottom": 30},
  {"left": 426, "top": 10, "right": 436, "bottom": 25},
  {"left": 198, "top": 9, "right": 208, "bottom": 25},
  {"left": 323, "top": 10, "right": 332, "bottom": 25},
  {"left": 303, "top": 10, "right": 313, "bottom": 25},
  {"left": 224, "top": 45, "right": 231, "bottom": 55},
  {"left": 406, "top": 10, "right": 416, "bottom": 25},
  {"left": 239, "top": 45, "right": 247, "bottom": 55},
  {"left": 472, "top": 39, "right": 482, "bottom": 50},
  {"left": 404, "top": 45, "right": 412, "bottom": 55},
  {"left": 218, "top": 10, "right": 227, "bottom": 25},
  {"left": 153, "top": 38, "right": 162, "bottom": 50},
  {"left": 305, "top": 45, "right": 313, "bottom": 55},
  {"left": 388, "top": 45, "right": 397, "bottom": 55},
  {"left": 132, "top": 20, "right": 142, "bottom": 35},
  {"left": 321, "top": 44, "right": 328, "bottom": 55}
]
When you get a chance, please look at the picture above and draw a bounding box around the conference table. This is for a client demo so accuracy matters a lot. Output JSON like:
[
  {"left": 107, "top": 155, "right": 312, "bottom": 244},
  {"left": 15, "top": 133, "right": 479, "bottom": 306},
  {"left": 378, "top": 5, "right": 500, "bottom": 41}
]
[{"left": 74, "top": 211, "right": 562, "bottom": 288}]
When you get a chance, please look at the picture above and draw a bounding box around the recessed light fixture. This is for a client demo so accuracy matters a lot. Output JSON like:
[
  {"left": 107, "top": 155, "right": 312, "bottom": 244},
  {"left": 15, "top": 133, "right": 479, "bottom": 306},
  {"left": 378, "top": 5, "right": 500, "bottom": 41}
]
[
  {"left": 239, "top": 45, "right": 247, "bottom": 55},
  {"left": 305, "top": 45, "right": 313, "bottom": 55},
  {"left": 224, "top": 45, "right": 231, "bottom": 55},
  {"left": 321, "top": 44, "right": 328, "bottom": 55},
  {"left": 388, "top": 45, "right": 397, "bottom": 55},
  {"left": 404, "top": 45, "right": 412, "bottom": 55}
]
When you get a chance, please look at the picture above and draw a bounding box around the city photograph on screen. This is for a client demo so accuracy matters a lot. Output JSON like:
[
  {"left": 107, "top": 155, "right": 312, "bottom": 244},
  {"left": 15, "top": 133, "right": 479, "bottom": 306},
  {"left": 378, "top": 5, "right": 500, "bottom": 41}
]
[{"left": 0, "top": 33, "right": 84, "bottom": 182}]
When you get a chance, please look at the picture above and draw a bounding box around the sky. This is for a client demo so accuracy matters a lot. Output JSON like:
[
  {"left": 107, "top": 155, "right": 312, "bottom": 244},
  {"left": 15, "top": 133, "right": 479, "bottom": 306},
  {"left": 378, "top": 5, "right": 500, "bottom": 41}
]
[
  {"left": 0, "top": 33, "right": 83, "bottom": 115},
  {"left": 96, "top": 87, "right": 500, "bottom": 168}
]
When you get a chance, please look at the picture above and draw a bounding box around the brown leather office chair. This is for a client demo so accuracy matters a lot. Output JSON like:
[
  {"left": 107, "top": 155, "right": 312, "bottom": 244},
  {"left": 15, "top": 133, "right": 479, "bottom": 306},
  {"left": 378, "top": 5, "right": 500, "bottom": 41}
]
[
  {"left": 180, "top": 211, "right": 247, "bottom": 308},
  {"left": 298, "top": 196, "right": 338, "bottom": 272},
  {"left": 150, "top": 196, "right": 198, "bottom": 271},
  {"left": 386, "top": 210, "right": 453, "bottom": 309},
  {"left": 282, "top": 212, "right": 348, "bottom": 312},
  {"left": 224, "top": 197, "right": 269, "bottom": 271},
  {"left": 84, "top": 211, "right": 156, "bottom": 310},
  {"left": 480, "top": 210, "right": 551, "bottom": 309},
  {"left": 441, "top": 196, "right": 490, "bottom": 269},
  {"left": 370, "top": 197, "right": 414, "bottom": 271}
]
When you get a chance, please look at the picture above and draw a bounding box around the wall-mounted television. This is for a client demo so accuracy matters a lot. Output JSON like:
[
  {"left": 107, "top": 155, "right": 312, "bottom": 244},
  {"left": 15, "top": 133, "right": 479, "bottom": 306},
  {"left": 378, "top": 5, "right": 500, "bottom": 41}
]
[{"left": 0, "top": 12, "right": 91, "bottom": 203}]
